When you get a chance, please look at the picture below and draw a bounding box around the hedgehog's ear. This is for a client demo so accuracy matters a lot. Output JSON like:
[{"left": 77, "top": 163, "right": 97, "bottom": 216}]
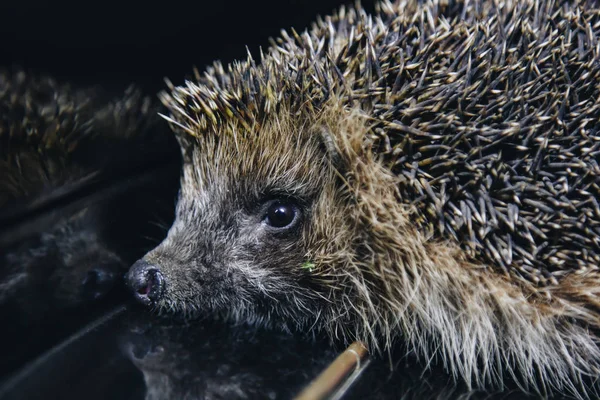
[{"left": 316, "top": 126, "right": 345, "bottom": 173}]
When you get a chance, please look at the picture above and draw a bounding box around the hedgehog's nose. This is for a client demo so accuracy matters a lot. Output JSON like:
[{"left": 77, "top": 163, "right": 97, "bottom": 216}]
[{"left": 126, "top": 260, "right": 164, "bottom": 306}]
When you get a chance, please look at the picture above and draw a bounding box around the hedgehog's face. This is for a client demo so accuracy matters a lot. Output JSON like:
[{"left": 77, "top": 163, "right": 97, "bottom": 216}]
[{"left": 127, "top": 116, "right": 352, "bottom": 328}]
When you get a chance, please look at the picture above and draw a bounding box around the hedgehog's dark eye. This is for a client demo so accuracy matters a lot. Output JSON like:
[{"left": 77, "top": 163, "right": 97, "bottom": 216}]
[{"left": 264, "top": 201, "right": 299, "bottom": 229}]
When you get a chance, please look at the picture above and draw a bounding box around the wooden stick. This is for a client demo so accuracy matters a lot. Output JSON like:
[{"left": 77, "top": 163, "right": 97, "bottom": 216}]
[{"left": 294, "top": 341, "right": 370, "bottom": 400}]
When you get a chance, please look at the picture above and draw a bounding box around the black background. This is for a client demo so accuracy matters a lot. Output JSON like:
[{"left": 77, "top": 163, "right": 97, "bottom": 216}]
[{"left": 0, "top": 0, "right": 376, "bottom": 94}]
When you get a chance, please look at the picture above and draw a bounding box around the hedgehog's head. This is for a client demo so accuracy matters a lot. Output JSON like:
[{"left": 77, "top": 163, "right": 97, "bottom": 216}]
[{"left": 126, "top": 97, "right": 402, "bottom": 339}]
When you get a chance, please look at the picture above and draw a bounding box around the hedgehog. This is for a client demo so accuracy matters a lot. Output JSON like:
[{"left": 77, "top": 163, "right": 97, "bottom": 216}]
[
  {"left": 0, "top": 70, "right": 178, "bottom": 321},
  {"left": 125, "top": 0, "right": 600, "bottom": 397}
]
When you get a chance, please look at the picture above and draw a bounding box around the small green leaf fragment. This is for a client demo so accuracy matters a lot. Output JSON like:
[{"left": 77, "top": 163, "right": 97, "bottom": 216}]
[{"left": 301, "top": 261, "right": 315, "bottom": 273}]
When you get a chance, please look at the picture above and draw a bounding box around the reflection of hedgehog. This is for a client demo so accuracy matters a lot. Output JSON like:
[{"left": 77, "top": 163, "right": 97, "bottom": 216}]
[
  {"left": 120, "top": 312, "right": 503, "bottom": 400},
  {"left": 0, "top": 70, "right": 178, "bottom": 320},
  {"left": 120, "top": 314, "right": 339, "bottom": 400},
  {"left": 127, "top": 0, "right": 600, "bottom": 397}
]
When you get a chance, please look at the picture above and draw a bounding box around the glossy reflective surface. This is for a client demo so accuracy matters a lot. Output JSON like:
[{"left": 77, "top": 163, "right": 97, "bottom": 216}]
[
  {"left": 1, "top": 305, "right": 540, "bottom": 400},
  {"left": 0, "top": 72, "right": 182, "bottom": 378},
  {"left": 0, "top": 181, "right": 180, "bottom": 377}
]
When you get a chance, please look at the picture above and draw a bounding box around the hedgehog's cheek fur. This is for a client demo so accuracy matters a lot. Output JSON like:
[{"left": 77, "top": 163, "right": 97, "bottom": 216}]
[
  {"left": 141, "top": 199, "right": 332, "bottom": 326},
  {"left": 142, "top": 248, "right": 327, "bottom": 328}
]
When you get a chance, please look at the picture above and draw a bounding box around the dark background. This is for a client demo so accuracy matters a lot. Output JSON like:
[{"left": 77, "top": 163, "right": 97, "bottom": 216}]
[{"left": 0, "top": 0, "right": 376, "bottom": 95}]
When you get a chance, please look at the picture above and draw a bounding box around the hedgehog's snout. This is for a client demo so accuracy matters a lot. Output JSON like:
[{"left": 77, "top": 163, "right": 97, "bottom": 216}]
[{"left": 126, "top": 260, "right": 165, "bottom": 306}]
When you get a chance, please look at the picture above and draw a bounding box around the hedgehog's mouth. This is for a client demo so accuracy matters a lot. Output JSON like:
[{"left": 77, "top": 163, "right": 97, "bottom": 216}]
[{"left": 137, "top": 282, "right": 152, "bottom": 296}]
